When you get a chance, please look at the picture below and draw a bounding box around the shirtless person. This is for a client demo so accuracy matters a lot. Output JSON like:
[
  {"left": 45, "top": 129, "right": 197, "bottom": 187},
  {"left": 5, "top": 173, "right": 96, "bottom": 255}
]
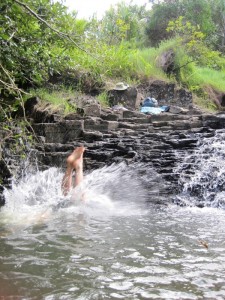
[{"left": 61, "top": 146, "right": 85, "bottom": 196}]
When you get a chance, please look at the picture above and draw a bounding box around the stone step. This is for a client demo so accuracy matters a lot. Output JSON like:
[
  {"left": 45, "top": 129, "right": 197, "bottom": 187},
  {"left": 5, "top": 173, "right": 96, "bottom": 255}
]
[
  {"left": 150, "top": 113, "right": 202, "bottom": 122},
  {"left": 122, "top": 110, "right": 148, "bottom": 119},
  {"left": 33, "top": 121, "right": 83, "bottom": 143},
  {"left": 84, "top": 119, "right": 119, "bottom": 132},
  {"left": 35, "top": 142, "right": 74, "bottom": 152},
  {"left": 151, "top": 126, "right": 174, "bottom": 132},
  {"left": 118, "top": 122, "right": 150, "bottom": 130},
  {"left": 152, "top": 119, "right": 203, "bottom": 130},
  {"left": 121, "top": 117, "right": 152, "bottom": 124}
]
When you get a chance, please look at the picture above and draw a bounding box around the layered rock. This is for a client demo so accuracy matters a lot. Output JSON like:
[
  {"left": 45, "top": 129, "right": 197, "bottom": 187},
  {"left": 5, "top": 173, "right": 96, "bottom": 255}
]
[
  {"left": 1, "top": 81, "right": 225, "bottom": 207},
  {"left": 30, "top": 105, "right": 225, "bottom": 205}
]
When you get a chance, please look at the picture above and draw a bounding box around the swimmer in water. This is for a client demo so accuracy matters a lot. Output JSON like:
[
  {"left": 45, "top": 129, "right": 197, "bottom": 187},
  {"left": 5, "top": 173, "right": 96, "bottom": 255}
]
[
  {"left": 61, "top": 146, "right": 85, "bottom": 196},
  {"left": 37, "top": 146, "right": 85, "bottom": 220}
]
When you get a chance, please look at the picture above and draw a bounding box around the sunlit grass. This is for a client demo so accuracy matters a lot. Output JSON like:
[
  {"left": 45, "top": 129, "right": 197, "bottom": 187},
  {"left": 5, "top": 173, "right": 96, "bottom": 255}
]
[
  {"left": 129, "top": 48, "right": 168, "bottom": 80},
  {"left": 47, "top": 38, "right": 225, "bottom": 113},
  {"left": 187, "top": 67, "right": 225, "bottom": 91},
  {"left": 97, "top": 91, "right": 109, "bottom": 107},
  {"left": 69, "top": 43, "right": 134, "bottom": 80},
  {"left": 28, "top": 87, "right": 77, "bottom": 115}
]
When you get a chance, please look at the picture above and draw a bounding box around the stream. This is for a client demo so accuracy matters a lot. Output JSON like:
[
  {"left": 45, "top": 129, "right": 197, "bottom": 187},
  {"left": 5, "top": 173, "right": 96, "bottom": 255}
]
[{"left": 0, "top": 131, "right": 225, "bottom": 299}]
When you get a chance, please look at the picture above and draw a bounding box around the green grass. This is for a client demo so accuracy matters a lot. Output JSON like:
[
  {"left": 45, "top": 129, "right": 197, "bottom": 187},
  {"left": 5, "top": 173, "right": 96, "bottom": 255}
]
[
  {"left": 30, "top": 38, "right": 225, "bottom": 114},
  {"left": 193, "top": 94, "right": 218, "bottom": 112},
  {"left": 28, "top": 87, "right": 78, "bottom": 115},
  {"left": 186, "top": 67, "right": 225, "bottom": 92},
  {"left": 129, "top": 48, "right": 168, "bottom": 80},
  {"left": 97, "top": 91, "right": 109, "bottom": 107},
  {"left": 69, "top": 43, "right": 135, "bottom": 80}
]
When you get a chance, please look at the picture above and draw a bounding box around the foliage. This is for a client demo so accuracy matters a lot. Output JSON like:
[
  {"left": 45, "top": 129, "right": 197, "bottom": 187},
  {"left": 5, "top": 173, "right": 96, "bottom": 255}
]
[
  {"left": 69, "top": 42, "right": 135, "bottom": 80},
  {"left": 1, "top": 0, "right": 225, "bottom": 118},
  {"left": 0, "top": 0, "right": 85, "bottom": 92},
  {"left": 167, "top": 17, "right": 225, "bottom": 70},
  {"left": 145, "top": 0, "right": 180, "bottom": 46},
  {"left": 29, "top": 87, "right": 77, "bottom": 115},
  {"left": 97, "top": 91, "right": 109, "bottom": 107},
  {"left": 184, "top": 67, "right": 225, "bottom": 93},
  {"left": 129, "top": 47, "right": 168, "bottom": 80},
  {"left": 86, "top": 2, "right": 150, "bottom": 47},
  {"left": 181, "top": 0, "right": 215, "bottom": 37},
  {"left": 208, "top": 0, "right": 225, "bottom": 53},
  {"left": 146, "top": 0, "right": 225, "bottom": 54}
]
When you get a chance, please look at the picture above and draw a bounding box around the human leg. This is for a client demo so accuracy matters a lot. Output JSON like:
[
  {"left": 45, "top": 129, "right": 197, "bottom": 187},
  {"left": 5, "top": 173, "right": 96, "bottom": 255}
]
[{"left": 61, "top": 146, "right": 85, "bottom": 196}]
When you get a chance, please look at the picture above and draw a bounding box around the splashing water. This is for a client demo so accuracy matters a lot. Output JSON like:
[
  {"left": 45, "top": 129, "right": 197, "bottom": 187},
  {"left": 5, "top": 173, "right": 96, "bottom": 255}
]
[
  {"left": 2, "top": 143, "right": 225, "bottom": 299},
  {"left": 1, "top": 162, "right": 148, "bottom": 227},
  {"left": 174, "top": 129, "right": 225, "bottom": 208}
]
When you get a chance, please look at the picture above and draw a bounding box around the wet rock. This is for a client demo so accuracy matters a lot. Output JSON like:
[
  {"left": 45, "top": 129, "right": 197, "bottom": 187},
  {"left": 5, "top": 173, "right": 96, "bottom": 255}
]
[
  {"left": 202, "top": 114, "right": 221, "bottom": 129},
  {"left": 0, "top": 185, "right": 5, "bottom": 206},
  {"left": 138, "top": 80, "right": 192, "bottom": 108},
  {"left": 33, "top": 120, "right": 84, "bottom": 143},
  {"left": 83, "top": 103, "right": 101, "bottom": 117},
  {"left": 107, "top": 86, "right": 138, "bottom": 109},
  {"left": 3, "top": 81, "right": 225, "bottom": 208},
  {"left": 156, "top": 49, "right": 176, "bottom": 75},
  {"left": 169, "top": 106, "right": 189, "bottom": 114},
  {"left": 24, "top": 96, "right": 40, "bottom": 115},
  {"left": 0, "top": 160, "right": 11, "bottom": 186},
  {"left": 216, "top": 113, "right": 225, "bottom": 128},
  {"left": 166, "top": 138, "right": 198, "bottom": 149}
]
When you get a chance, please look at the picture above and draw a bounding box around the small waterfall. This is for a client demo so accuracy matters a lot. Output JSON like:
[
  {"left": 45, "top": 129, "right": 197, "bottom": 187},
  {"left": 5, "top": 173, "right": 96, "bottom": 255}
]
[{"left": 174, "top": 129, "right": 225, "bottom": 208}]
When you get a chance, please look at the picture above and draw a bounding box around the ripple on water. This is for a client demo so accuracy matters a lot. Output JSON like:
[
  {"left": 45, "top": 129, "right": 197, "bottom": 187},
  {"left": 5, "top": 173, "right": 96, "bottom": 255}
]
[
  {"left": 1, "top": 163, "right": 225, "bottom": 299},
  {"left": 109, "top": 281, "right": 133, "bottom": 291}
]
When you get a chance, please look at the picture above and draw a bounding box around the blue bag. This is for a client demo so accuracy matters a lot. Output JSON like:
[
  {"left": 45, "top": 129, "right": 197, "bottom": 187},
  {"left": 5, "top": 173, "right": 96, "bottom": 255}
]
[{"left": 142, "top": 97, "right": 158, "bottom": 107}]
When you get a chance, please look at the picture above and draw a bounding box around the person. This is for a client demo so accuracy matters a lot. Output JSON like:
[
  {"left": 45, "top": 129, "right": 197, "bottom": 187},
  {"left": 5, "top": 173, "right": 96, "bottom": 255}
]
[{"left": 61, "top": 146, "right": 85, "bottom": 196}]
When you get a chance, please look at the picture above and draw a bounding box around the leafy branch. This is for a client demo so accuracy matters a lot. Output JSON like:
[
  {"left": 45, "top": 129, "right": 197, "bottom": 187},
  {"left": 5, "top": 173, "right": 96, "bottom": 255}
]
[
  {"left": 0, "top": 64, "right": 29, "bottom": 96},
  {"left": 0, "top": 64, "right": 40, "bottom": 143},
  {"left": 14, "top": 0, "right": 91, "bottom": 55}
]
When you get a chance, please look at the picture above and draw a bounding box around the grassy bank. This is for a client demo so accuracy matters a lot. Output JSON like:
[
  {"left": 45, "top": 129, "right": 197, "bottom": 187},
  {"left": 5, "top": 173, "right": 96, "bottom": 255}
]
[{"left": 28, "top": 38, "right": 225, "bottom": 114}]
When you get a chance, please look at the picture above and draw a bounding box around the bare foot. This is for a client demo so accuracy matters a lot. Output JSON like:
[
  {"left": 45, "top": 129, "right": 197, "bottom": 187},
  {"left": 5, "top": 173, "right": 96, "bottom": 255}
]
[{"left": 66, "top": 146, "right": 85, "bottom": 169}]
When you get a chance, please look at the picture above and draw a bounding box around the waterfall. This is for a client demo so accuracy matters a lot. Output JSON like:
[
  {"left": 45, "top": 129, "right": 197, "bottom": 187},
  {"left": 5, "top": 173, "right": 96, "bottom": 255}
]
[{"left": 174, "top": 129, "right": 225, "bottom": 208}]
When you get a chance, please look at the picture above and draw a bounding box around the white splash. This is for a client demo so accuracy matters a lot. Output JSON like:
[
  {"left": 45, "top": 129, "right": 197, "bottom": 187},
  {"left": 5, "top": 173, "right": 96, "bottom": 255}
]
[{"left": 1, "top": 163, "right": 147, "bottom": 227}]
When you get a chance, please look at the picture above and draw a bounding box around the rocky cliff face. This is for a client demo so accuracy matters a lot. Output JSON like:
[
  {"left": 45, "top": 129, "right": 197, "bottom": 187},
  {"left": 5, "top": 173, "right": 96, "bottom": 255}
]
[
  {"left": 1, "top": 81, "right": 225, "bottom": 207},
  {"left": 27, "top": 103, "right": 225, "bottom": 206}
]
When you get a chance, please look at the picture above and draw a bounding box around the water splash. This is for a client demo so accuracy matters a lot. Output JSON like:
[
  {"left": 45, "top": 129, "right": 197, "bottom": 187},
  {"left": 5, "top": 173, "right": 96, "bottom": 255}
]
[
  {"left": 1, "top": 162, "right": 148, "bottom": 226},
  {"left": 174, "top": 129, "right": 225, "bottom": 208}
]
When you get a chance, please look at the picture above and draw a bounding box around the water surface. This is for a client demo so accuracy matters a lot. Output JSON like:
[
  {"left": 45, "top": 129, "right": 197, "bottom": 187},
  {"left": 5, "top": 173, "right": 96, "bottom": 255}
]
[{"left": 1, "top": 163, "right": 225, "bottom": 299}]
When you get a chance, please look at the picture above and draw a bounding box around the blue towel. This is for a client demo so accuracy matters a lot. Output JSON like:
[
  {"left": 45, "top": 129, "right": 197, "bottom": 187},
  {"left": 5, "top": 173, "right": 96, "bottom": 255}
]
[{"left": 140, "top": 105, "right": 170, "bottom": 114}]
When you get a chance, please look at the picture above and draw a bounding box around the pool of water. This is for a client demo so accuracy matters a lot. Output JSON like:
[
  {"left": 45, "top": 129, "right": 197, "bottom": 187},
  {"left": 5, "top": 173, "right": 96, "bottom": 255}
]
[{"left": 1, "top": 165, "right": 225, "bottom": 299}]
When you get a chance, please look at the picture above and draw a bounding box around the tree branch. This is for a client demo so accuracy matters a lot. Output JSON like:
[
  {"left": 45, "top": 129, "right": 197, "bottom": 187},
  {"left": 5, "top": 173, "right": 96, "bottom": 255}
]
[
  {"left": 0, "top": 64, "right": 40, "bottom": 143},
  {"left": 13, "top": 0, "right": 90, "bottom": 55},
  {"left": 0, "top": 64, "right": 29, "bottom": 94}
]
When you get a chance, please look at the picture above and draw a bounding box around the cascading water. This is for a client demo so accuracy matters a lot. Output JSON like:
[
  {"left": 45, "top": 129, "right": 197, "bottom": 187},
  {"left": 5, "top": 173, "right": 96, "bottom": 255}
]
[{"left": 174, "top": 129, "right": 225, "bottom": 208}]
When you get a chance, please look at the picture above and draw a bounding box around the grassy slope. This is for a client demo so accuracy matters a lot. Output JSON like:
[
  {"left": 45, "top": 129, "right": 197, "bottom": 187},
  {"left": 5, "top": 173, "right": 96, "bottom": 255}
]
[{"left": 30, "top": 39, "right": 225, "bottom": 113}]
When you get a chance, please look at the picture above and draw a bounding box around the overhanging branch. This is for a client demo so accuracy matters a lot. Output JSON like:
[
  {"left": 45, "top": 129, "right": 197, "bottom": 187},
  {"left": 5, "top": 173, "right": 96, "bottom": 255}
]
[{"left": 13, "top": 0, "right": 91, "bottom": 55}]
